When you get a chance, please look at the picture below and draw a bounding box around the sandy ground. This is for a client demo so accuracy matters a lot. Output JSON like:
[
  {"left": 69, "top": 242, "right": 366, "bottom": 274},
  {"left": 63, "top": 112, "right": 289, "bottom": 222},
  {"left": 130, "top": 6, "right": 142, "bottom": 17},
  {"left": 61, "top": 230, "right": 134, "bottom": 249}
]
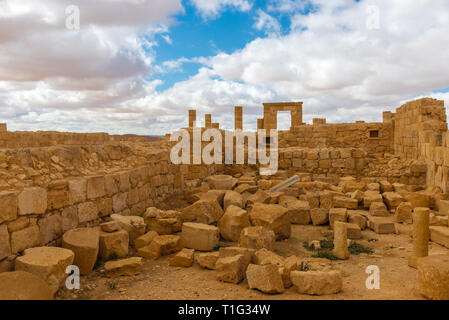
[{"left": 56, "top": 224, "right": 449, "bottom": 300}]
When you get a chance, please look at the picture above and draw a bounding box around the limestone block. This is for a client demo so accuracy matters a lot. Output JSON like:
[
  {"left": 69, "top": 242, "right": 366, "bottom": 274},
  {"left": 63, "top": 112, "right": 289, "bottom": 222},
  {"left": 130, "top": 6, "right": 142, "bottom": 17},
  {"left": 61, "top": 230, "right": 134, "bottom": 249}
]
[
  {"left": 0, "top": 225, "right": 11, "bottom": 260},
  {"left": 215, "top": 255, "right": 246, "bottom": 284},
  {"left": 249, "top": 203, "right": 291, "bottom": 240},
  {"left": 310, "top": 208, "right": 329, "bottom": 226},
  {"left": 347, "top": 210, "right": 367, "bottom": 230},
  {"left": 77, "top": 202, "right": 99, "bottom": 224},
  {"left": 305, "top": 192, "right": 320, "bottom": 209},
  {"left": 62, "top": 206, "right": 78, "bottom": 232},
  {"left": 97, "top": 198, "right": 113, "bottom": 217},
  {"left": 382, "top": 192, "right": 404, "bottom": 210},
  {"left": 286, "top": 200, "right": 310, "bottom": 225},
  {"left": 329, "top": 208, "right": 347, "bottom": 228},
  {"left": 104, "top": 175, "right": 118, "bottom": 197},
  {"left": 110, "top": 214, "right": 146, "bottom": 245},
  {"left": 319, "top": 191, "right": 333, "bottom": 210},
  {"left": 135, "top": 230, "right": 158, "bottom": 249},
  {"left": 369, "top": 217, "right": 395, "bottom": 234},
  {"left": 10, "top": 225, "right": 40, "bottom": 254},
  {"left": 47, "top": 181, "right": 68, "bottom": 210},
  {"left": 429, "top": 226, "right": 449, "bottom": 248},
  {"left": 112, "top": 193, "right": 128, "bottom": 213},
  {"left": 254, "top": 248, "right": 285, "bottom": 267},
  {"left": 340, "top": 180, "right": 366, "bottom": 193},
  {"left": 351, "top": 190, "right": 364, "bottom": 202},
  {"left": 62, "top": 228, "right": 99, "bottom": 275},
  {"left": 181, "top": 222, "right": 219, "bottom": 251},
  {"left": 247, "top": 190, "right": 271, "bottom": 205},
  {"left": 346, "top": 223, "right": 362, "bottom": 239},
  {"left": 379, "top": 180, "right": 393, "bottom": 193},
  {"left": 290, "top": 270, "right": 342, "bottom": 295},
  {"left": 68, "top": 179, "right": 86, "bottom": 205},
  {"left": 370, "top": 202, "right": 389, "bottom": 217},
  {"left": 169, "top": 248, "right": 194, "bottom": 267},
  {"left": 417, "top": 255, "right": 449, "bottom": 300},
  {"left": 137, "top": 235, "right": 182, "bottom": 259},
  {"left": 218, "top": 205, "right": 250, "bottom": 241},
  {"left": 246, "top": 264, "right": 284, "bottom": 294},
  {"left": 363, "top": 191, "right": 383, "bottom": 209},
  {"left": 0, "top": 271, "right": 53, "bottom": 300},
  {"left": 394, "top": 202, "right": 413, "bottom": 224},
  {"left": 333, "top": 222, "right": 350, "bottom": 259},
  {"left": 144, "top": 207, "right": 182, "bottom": 235},
  {"left": 195, "top": 251, "right": 219, "bottom": 269},
  {"left": 86, "top": 176, "right": 106, "bottom": 200},
  {"left": 281, "top": 256, "right": 303, "bottom": 288},
  {"left": 223, "top": 190, "right": 245, "bottom": 210},
  {"left": 18, "top": 187, "right": 47, "bottom": 215},
  {"left": 180, "top": 199, "right": 224, "bottom": 224},
  {"left": 239, "top": 226, "right": 275, "bottom": 250},
  {"left": 334, "top": 196, "right": 358, "bottom": 209},
  {"left": 393, "top": 183, "right": 408, "bottom": 193},
  {"left": 0, "top": 191, "right": 18, "bottom": 224},
  {"left": 219, "top": 247, "right": 254, "bottom": 270},
  {"left": 399, "top": 192, "right": 431, "bottom": 209},
  {"left": 15, "top": 247, "right": 74, "bottom": 295},
  {"left": 207, "top": 175, "right": 233, "bottom": 190},
  {"left": 366, "top": 183, "right": 380, "bottom": 192},
  {"left": 100, "top": 221, "right": 121, "bottom": 233},
  {"left": 38, "top": 214, "right": 62, "bottom": 244},
  {"left": 99, "top": 230, "right": 129, "bottom": 260},
  {"left": 104, "top": 257, "right": 142, "bottom": 278}
]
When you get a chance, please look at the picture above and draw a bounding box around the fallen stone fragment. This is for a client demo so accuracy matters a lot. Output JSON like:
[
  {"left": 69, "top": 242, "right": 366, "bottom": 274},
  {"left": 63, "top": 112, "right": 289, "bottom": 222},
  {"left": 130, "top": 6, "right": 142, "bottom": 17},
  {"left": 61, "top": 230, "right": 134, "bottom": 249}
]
[
  {"left": 333, "top": 222, "right": 350, "bottom": 260},
  {"left": 15, "top": 247, "right": 74, "bottom": 295},
  {"left": 291, "top": 270, "right": 343, "bottom": 295},
  {"left": 286, "top": 200, "right": 311, "bottom": 225},
  {"left": 134, "top": 230, "right": 158, "bottom": 249},
  {"left": 239, "top": 226, "right": 276, "bottom": 250},
  {"left": 246, "top": 264, "right": 284, "bottom": 294},
  {"left": 219, "top": 247, "right": 254, "bottom": 270},
  {"left": 254, "top": 248, "right": 285, "bottom": 267},
  {"left": 370, "top": 202, "right": 389, "bottom": 217},
  {"left": 215, "top": 255, "right": 246, "bottom": 284},
  {"left": 223, "top": 190, "right": 245, "bottom": 210},
  {"left": 143, "top": 207, "right": 182, "bottom": 235},
  {"left": 329, "top": 208, "right": 347, "bottom": 228},
  {"left": 0, "top": 271, "right": 53, "bottom": 300},
  {"left": 417, "top": 255, "right": 449, "bottom": 300},
  {"left": 195, "top": 252, "right": 220, "bottom": 269},
  {"left": 394, "top": 202, "right": 413, "bottom": 224},
  {"left": 218, "top": 205, "right": 250, "bottom": 242},
  {"left": 104, "top": 257, "right": 142, "bottom": 278},
  {"left": 310, "top": 208, "right": 329, "bottom": 226},
  {"left": 249, "top": 203, "right": 291, "bottom": 240},
  {"left": 180, "top": 199, "right": 224, "bottom": 224},
  {"left": 207, "top": 175, "right": 233, "bottom": 190},
  {"left": 100, "top": 221, "right": 121, "bottom": 233},
  {"left": 181, "top": 222, "right": 219, "bottom": 251},
  {"left": 62, "top": 228, "right": 99, "bottom": 275},
  {"left": 110, "top": 214, "right": 146, "bottom": 245},
  {"left": 137, "top": 235, "right": 182, "bottom": 260},
  {"left": 170, "top": 248, "right": 195, "bottom": 267},
  {"left": 99, "top": 229, "right": 129, "bottom": 260}
]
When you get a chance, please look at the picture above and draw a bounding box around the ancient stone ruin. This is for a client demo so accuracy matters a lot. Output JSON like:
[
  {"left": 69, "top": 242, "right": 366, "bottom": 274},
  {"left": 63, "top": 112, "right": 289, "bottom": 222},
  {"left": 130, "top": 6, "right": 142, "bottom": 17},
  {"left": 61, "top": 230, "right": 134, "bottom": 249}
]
[{"left": 1, "top": 97, "right": 449, "bottom": 300}]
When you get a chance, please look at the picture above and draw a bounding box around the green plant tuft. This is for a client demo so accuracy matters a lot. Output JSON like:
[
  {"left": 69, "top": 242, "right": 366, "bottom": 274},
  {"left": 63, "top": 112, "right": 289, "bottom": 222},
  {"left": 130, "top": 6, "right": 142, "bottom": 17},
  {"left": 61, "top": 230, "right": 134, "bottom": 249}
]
[
  {"left": 312, "top": 250, "right": 339, "bottom": 261},
  {"left": 348, "top": 242, "right": 374, "bottom": 255}
]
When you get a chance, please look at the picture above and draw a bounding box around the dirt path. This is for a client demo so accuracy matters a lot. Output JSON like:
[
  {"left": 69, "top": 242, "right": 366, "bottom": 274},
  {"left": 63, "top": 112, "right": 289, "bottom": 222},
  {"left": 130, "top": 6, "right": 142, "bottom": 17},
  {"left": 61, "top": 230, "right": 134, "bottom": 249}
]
[{"left": 56, "top": 225, "right": 448, "bottom": 300}]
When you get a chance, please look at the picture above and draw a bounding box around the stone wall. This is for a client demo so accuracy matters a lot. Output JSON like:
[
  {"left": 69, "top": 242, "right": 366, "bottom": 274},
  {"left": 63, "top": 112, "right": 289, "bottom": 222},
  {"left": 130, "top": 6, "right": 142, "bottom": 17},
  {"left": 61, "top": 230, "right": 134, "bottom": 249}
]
[
  {"left": 0, "top": 141, "right": 222, "bottom": 266},
  {"left": 391, "top": 98, "right": 449, "bottom": 192},
  {"left": 277, "top": 121, "right": 393, "bottom": 154}
]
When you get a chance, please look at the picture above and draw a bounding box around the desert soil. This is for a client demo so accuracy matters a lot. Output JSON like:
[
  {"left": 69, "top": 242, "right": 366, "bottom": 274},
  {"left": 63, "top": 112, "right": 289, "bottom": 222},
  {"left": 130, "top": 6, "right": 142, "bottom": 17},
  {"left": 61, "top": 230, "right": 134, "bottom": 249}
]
[{"left": 56, "top": 223, "right": 448, "bottom": 300}]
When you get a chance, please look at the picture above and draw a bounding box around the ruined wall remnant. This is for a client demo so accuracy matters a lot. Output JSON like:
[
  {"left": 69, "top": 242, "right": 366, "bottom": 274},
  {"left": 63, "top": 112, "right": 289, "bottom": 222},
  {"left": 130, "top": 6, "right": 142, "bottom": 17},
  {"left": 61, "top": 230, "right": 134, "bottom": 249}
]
[{"left": 262, "top": 102, "right": 303, "bottom": 130}]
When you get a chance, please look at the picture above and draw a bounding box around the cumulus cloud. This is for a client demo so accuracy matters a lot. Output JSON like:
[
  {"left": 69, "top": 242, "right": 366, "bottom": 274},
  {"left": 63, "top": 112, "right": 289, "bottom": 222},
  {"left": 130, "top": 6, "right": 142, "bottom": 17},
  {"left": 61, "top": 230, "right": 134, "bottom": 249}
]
[
  {"left": 1, "top": 0, "right": 449, "bottom": 135},
  {"left": 190, "top": 0, "right": 253, "bottom": 19}
]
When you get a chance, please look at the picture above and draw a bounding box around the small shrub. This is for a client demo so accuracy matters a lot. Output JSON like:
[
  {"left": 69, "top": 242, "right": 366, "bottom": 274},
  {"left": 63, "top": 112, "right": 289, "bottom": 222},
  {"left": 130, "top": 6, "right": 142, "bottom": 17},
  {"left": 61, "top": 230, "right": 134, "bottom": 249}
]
[
  {"left": 312, "top": 250, "right": 339, "bottom": 261},
  {"left": 349, "top": 243, "right": 374, "bottom": 255},
  {"left": 300, "top": 262, "right": 310, "bottom": 272},
  {"left": 302, "top": 242, "right": 315, "bottom": 251}
]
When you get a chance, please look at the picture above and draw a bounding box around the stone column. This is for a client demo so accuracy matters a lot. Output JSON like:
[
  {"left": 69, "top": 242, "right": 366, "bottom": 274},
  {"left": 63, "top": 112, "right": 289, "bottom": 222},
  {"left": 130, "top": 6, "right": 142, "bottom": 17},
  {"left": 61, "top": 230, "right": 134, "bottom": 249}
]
[
  {"left": 205, "top": 114, "right": 212, "bottom": 128},
  {"left": 0, "top": 123, "right": 6, "bottom": 132},
  {"left": 408, "top": 207, "right": 430, "bottom": 268},
  {"left": 257, "top": 119, "right": 264, "bottom": 130},
  {"left": 234, "top": 106, "right": 243, "bottom": 131},
  {"left": 188, "top": 110, "right": 196, "bottom": 128},
  {"left": 333, "top": 221, "right": 350, "bottom": 260},
  {"left": 212, "top": 123, "right": 219, "bottom": 129}
]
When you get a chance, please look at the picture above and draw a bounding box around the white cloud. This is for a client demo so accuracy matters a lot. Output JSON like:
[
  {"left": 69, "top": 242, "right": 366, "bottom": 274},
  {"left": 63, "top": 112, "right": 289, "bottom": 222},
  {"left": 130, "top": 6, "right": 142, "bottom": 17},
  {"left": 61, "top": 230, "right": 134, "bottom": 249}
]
[
  {"left": 253, "top": 9, "right": 281, "bottom": 37},
  {"left": 1, "top": 0, "right": 449, "bottom": 135},
  {"left": 190, "top": 0, "right": 253, "bottom": 19}
]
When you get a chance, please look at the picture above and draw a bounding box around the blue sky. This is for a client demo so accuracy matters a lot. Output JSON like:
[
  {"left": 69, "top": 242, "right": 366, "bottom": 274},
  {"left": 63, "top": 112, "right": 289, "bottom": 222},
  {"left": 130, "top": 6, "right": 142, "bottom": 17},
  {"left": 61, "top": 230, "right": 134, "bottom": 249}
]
[
  {"left": 150, "top": 0, "right": 309, "bottom": 91},
  {"left": 1, "top": 0, "right": 448, "bottom": 134}
]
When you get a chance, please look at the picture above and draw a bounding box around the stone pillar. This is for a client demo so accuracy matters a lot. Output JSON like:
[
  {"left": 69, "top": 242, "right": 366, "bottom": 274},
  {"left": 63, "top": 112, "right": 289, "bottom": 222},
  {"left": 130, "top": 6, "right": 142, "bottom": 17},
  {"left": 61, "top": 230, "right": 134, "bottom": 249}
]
[
  {"left": 188, "top": 110, "right": 196, "bottom": 128},
  {"left": 333, "top": 221, "right": 350, "bottom": 260},
  {"left": 383, "top": 111, "right": 393, "bottom": 123},
  {"left": 0, "top": 123, "right": 6, "bottom": 132},
  {"left": 257, "top": 119, "right": 264, "bottom": 130},
  {"left": 234, "top": 106, "right": 243, "bottom": 131},
  {"left": 313, "top": 118, "right": 326, "bottom": 125},
  {"left": 205, "top": 114, "right": 212, "bottom": 128},
  {"left": 212, "top": 123, "right": 219, "bottom": 129},
  {"left": 408, "top": 207, "right": 430, "bottom": 268}
]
